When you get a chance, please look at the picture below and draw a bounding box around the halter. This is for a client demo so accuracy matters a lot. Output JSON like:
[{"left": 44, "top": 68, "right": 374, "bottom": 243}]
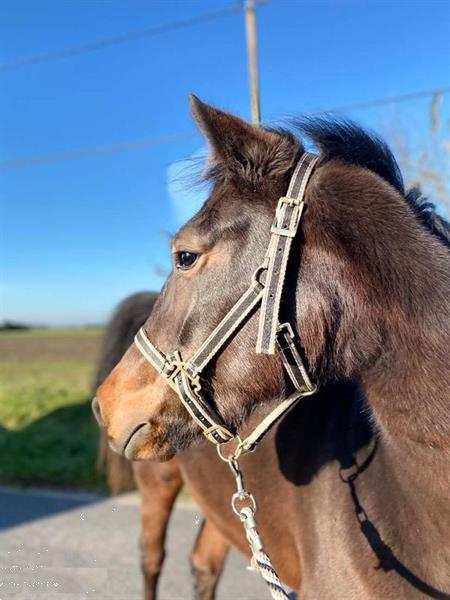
[{"left": 134, "top": 152, "right": 319, "bottom": 454}]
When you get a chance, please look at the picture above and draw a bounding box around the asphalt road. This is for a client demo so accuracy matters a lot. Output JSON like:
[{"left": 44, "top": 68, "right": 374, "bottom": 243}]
[{"left": 0, "top": 486, "right": 269, "bottom": 600}]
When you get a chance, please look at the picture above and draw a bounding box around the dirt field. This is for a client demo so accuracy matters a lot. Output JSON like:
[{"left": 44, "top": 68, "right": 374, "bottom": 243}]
[{"left": 0, "top": 328, "right": 103, "bottom": 362}]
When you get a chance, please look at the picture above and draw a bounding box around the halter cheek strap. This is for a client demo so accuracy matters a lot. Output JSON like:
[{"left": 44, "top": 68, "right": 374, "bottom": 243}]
[
  {"left": 135, "top": 278, "right": 265, "bottom": 444},
  {"left": 134, "top": 152, "right": 319, "bottom": 452},
  {"left": 257, "top": 153, "right": 319, "bottom": 354}
]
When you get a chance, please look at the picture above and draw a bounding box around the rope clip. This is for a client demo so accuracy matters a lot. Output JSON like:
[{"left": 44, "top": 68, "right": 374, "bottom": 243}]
[{"left": 219, "top": 452, "right": 257, "bottom": 517}]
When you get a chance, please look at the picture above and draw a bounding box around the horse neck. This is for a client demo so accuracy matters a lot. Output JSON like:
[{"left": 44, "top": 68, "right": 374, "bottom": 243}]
[
  {"left": 299, "top": 170, "right": 450, "bottom": 479},
  {"left": 360, "top": 241, "right": 450, "bottom": 456},
  {"left": 347, "top": 226, "right": 450, "bottom": 503}
]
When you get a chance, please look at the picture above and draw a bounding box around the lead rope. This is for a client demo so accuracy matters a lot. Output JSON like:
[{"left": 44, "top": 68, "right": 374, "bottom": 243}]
[{"left": 218, "top": 446, "right": 289, "bottom": 600}]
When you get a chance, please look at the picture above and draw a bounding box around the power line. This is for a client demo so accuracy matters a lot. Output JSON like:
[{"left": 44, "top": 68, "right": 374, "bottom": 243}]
[
  {"left": 0, "top": 4, "right": 242, "bottom": 73},
  {"left": 0, "top": 132, "right": 196, "bottom": 170},
  {"left": 318, "top": 86, "right": 450, "bottom": 114},
  {"left": 1, "top": 86, "right": 448, "bottom": 170}
]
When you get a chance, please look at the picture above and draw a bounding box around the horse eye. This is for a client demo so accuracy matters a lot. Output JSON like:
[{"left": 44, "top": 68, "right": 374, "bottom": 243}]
[{"left": 176, "top": 251, "right": 199, "bottom": 270}]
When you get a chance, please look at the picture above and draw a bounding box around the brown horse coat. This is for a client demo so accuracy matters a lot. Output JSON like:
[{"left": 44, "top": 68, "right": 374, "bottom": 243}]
[{"left": 96, "top": 98, "right": 450, "bottom": 599}]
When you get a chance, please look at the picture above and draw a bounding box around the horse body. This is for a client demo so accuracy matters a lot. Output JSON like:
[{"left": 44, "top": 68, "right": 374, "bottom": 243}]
[
  {"left": 179, "top": 381, "right": 450, "bottom": 598},
  {"left": 96, "top": 97, "right": 450, "bottom": 598}
]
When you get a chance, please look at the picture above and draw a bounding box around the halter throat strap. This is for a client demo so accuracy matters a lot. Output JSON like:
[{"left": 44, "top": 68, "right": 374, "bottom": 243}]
[{"left": 134, "top": 152, "right": 318, "bottom": 451}]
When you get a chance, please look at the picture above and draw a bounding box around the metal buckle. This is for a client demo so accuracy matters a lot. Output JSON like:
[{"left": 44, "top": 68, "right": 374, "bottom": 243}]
[
  {"left": 165, "top": 355, "right": 202, "bottom": 393},
  {"left": 270, "top": 198, "right": 304, "bottom": 238},
  {"left": 277, "top": 195, "right": 297, "bottom": 208},
  {"left": 186, "top": 371, "right": 202, "bottom": 393},
  {"left": 277, "top": 321, "right": 294, "bottom": 339},
  {"left": 251, "top": 263, "right": 268, "bottom": 287}
]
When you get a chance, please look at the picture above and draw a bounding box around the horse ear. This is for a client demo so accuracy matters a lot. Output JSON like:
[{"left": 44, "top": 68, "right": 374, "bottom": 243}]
[{"left": 188, "top": 94, "right": 292, "bottom": 177}]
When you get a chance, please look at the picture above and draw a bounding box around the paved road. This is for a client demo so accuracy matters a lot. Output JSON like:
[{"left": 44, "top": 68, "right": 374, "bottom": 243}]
[{"left": 0, "top": 487, "right": 269, "bottom": 600}]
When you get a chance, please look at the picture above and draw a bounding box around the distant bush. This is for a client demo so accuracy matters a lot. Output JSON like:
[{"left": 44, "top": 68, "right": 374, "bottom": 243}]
[{"left": 0, "top": 321, "right": 30, "bottom": 331}]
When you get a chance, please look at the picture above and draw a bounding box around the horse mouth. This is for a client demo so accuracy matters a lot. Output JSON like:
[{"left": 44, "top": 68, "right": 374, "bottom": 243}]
[{"left": 122, "top": 423, "right": 150, "bottom": 459}]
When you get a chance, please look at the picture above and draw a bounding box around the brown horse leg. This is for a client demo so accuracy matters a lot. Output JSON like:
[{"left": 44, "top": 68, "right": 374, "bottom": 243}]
[
  {"left": 190, "top": 519, "right": 229, "bottom": 600},
  {"left": 133, "top": 459, "right": 183, "bottom": 600}
]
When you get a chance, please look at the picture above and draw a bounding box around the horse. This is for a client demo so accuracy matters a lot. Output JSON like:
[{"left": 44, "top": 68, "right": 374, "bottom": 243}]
[
  {"left": 94, "top": 96, "right": 450, "bottom": 598},
  {"left": 94, "top": 292, "right": 229, "bottom": 600}
]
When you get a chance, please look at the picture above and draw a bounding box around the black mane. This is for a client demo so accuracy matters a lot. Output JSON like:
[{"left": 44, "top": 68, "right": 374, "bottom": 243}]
[
  {"left": 404, "top": 187, "right": 450, "bottom": 247},
  {"left": 293, "top": 117, "right": 450, "bottom": 247}
]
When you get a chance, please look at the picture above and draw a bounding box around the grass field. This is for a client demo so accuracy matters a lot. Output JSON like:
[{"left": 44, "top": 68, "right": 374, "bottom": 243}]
[
  {"left": 0, "top": 326, "right": 104, "bottom": 338},
  {"left": 0, "top": 329, "right": 106, "bottom": 490}
]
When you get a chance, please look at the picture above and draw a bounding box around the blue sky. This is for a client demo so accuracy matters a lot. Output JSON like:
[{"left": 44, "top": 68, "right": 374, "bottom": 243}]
[{"left": 1, "top": 0, "right": 449, "bottom": 326}]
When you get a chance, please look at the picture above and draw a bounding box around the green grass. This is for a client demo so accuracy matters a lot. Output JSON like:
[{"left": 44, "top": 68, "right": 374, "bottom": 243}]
[{"left": 0, "top": 361, "right": 105, "bottom": 490}]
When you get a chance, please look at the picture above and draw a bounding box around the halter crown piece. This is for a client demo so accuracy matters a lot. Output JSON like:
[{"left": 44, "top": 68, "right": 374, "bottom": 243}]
[{"left": 134, "top": 152, "right": 319, "bottom": 451}]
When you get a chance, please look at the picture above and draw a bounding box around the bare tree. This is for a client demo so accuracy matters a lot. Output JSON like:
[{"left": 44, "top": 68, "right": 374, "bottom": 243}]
[{"left": 385, "top": 93, "right": 450, "bottom": 215}]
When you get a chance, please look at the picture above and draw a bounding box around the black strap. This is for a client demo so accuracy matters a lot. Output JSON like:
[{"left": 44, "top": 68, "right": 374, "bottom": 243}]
[
  {"left": 175, "top": 371, "right": 233, "bottom": 444},
  {"left": 188, "top": 279, "right": 264, "bottom": 373},
  {"left": 276, "top": 325, "right": 315, "bottom": 394}
]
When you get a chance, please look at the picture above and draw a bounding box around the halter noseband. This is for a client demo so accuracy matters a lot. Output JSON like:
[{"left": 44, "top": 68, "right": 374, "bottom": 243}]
[{"left": 134, "top": 152, "right": 319, "bottom": 453}]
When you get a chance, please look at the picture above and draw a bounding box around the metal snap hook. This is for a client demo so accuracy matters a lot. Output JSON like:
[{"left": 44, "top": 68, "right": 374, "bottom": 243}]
[
  {"left": 217, "top": 434, "right": 243, "bottom": 463},
  {"left": 232, "top": 490, "right": 257, "bottom": 517}
]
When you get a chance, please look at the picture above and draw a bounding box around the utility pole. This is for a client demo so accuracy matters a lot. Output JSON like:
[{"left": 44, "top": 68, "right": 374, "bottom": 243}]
[{"left": 244, "top": 0, "right": 261, "bottom": 126}]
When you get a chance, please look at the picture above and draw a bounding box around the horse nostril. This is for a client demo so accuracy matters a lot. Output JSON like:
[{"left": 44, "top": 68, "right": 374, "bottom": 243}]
[{"left": 91, "top": 396, "right": 104, "bottom": 427}]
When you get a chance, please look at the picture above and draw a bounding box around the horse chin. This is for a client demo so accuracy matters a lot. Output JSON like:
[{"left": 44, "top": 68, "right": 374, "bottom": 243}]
[{"left": 122, "top": 423, "right": 176, "bottom": 462}]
